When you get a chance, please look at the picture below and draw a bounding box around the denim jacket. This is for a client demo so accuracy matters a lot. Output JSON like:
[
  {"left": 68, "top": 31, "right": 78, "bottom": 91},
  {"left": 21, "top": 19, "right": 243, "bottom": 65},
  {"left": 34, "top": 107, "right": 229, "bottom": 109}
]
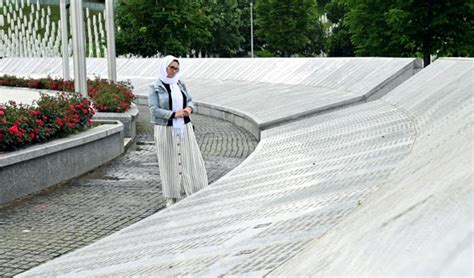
[{"left": 148, "top": 79, "right": 195, "bottom": 126}]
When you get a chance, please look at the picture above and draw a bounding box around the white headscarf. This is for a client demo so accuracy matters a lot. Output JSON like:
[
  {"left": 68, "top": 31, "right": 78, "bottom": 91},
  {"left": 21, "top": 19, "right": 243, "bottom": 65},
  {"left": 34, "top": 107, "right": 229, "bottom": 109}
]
[{"left": 159, "top": 55, "right": 185, "bottom": 136}]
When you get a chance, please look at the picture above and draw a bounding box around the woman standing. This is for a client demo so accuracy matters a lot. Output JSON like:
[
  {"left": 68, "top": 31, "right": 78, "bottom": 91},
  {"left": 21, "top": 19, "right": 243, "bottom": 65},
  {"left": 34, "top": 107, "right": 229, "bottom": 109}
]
[{"left": 148, "top": 55, "right": 208, "bottom": 207}]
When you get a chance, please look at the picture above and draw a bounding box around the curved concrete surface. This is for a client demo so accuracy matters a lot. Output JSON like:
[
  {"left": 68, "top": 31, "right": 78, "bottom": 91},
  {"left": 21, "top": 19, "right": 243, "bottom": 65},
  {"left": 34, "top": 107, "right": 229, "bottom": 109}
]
[
  {"left": 270, "top": 58, "right": 473, "bottom": 276},
  {"left": 10, "top": 58, "right": 472, "bottom": 276},
  {"left": 0, "top": 57, "right": 419, "bottom": 129}
]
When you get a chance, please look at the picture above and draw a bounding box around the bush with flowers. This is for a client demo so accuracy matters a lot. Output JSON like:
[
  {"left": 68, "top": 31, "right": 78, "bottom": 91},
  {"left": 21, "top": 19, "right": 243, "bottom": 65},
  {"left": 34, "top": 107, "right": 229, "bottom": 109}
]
[
  {"left": 0, "top": 92, "right": 95, "bottom": 152},
  {"left": 88, "top": 78, "right": 135, "bottom": 112},
  {"left": 0, "top": 75, "right": 135, "bottom": 112}
]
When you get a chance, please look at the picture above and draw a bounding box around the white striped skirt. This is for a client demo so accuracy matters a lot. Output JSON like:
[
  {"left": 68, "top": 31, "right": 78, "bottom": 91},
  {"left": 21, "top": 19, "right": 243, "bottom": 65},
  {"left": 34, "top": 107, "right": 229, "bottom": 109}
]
[{"left": 154, "top": 123, "right": 208, "bottom": 198}]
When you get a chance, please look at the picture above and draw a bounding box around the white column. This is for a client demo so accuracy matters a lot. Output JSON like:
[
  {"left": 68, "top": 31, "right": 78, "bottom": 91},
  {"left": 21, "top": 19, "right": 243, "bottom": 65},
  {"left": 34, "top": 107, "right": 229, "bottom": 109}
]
[
  {"left": 60, "top": 0, "right": 70, "bottom": 80},
  {"left": 71, "top": 0, "right": 87, "bottom": 97},
  {"left": 105, "top": 0, "right": 116, "bottom": 82}
]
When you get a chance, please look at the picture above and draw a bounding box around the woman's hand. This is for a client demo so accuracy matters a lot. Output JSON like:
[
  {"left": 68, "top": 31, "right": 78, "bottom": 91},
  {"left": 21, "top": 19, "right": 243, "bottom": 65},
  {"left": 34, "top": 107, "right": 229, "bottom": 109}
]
[
  {"left": 175, "top": 110, "right": 187, "bottom": 118},
  {"left": 183, "top": 107, "right": 193, "bottom": 115},
  {"left": 175, "top": 107, "right": 192, "bottom": 118}
]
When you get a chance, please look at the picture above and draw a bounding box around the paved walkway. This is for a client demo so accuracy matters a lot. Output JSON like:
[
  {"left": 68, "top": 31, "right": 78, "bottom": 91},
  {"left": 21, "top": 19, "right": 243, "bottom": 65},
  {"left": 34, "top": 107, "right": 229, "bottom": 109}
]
[{"left": 0, "top": 114, "right": 257, "bottom": 277}]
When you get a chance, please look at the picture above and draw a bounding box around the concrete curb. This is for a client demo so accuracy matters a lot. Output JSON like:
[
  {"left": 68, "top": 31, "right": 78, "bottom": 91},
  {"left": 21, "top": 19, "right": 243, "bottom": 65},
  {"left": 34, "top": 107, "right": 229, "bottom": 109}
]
[
  {"left": 135, "top": 95, "right": 261, "bottom": 140},
  {"left": 92, "top": 103, "right": 139, "bottom": 140},
  {"left": 0, "top": 121, "right": 124, "bottom": 205},
  {"left": 194, "top": 102, "right": 260, "bottom": 140}
]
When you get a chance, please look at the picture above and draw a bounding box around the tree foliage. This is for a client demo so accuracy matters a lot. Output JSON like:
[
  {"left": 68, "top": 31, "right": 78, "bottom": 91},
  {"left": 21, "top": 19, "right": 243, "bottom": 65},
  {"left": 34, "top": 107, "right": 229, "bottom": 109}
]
[
  {"left": 113, "top": 0, "right": 473, "bottom": 61},
  {"left": 115, "top": 0, "right": 211, "bottom": 57},
  {"left": 346, "top": 0, "right": 474, "bottom": 65},
  {"left": 325, "top": 0, "right": 355, "bottom": 57},
  {"left": 255, "top": 0, "right": 325, "bottom": 57},
  {"left": 200, "top": 0, "right": 244, "bottom": 57}
]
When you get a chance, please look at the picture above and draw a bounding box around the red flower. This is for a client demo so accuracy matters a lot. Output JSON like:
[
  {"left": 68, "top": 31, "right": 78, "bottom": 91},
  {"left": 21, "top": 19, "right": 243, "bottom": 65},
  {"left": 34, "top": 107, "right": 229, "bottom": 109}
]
[
  {"left": 28, "top": 80, "right": 41, "bottom": 89},
  {"left": 8, "top": 125, "right": 20, "bottom": 135},
  {"left": 56, "top": 117, "right": 64, "bottom": 127},
  {"left": 0, "top": 110, "right": 4, "bottom": 116}
]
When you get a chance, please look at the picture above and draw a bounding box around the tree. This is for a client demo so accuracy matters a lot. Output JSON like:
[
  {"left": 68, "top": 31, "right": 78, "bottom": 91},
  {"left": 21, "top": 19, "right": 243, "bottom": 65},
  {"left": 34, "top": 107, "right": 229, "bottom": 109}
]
[
  {"left": 200, "top": 0, "right": 244, "bottom": 57},
  {"left": 347, "top": 0, "right": 474, "bottom": 66},
  {"left": 255, "top": 0, "right": 325, "bottom": 57},
  {"left": 115, "top": 0, "right": 211, "bottom": 57},
  {"left": 325, "top": 0, "right": 355, "bottom": 57}
]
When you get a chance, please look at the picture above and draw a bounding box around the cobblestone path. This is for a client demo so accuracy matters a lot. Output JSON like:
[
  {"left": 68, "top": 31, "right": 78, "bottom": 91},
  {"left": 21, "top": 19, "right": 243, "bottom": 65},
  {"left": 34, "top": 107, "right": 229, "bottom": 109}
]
[{"left": 0, "top": 114, "right": 258, "bottom": 277}]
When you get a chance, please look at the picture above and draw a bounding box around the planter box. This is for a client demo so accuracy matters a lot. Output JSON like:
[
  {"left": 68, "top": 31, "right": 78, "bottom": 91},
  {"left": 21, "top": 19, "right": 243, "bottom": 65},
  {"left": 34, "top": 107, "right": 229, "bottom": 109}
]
[
  {"left": 0, "top": 86, "right": 138, "bottom": 140},
  {"left": 93, "top": 103, "right": 139, "bottom": 139},
  {"left": 0, "top": 121, "right": 124, "bottom": 205}
]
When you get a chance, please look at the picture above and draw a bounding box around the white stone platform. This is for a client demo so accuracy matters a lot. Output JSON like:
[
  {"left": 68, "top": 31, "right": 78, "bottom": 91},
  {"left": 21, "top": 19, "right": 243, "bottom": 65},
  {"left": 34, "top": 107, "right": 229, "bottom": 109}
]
[
  {"left": 6, "top": 58, "right": 472, "bottom": 277},
  {"left": 270, "top": 58, "right": 473, "bottom": 276},
  {"left": 1, "top": 57, "right": 420, "bottom": 140},
  {"left": 0, "top": 87, "right": 55, "bottom": 105}
]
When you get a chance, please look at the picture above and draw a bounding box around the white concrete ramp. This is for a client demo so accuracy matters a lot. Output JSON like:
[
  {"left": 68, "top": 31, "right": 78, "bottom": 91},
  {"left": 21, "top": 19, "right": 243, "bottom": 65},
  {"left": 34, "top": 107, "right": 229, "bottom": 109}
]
[
  {"left": 1, "top": 57, "right": 419, "bottom": 140},
  {"left": 14, "top": 58, "right": 473, "bottom": 277},
  {"left": 270, "top": 58, "right": 473, "bottom": 276},
  {"left": 18, "top": 87, "right": 417, "bottom": 277}
]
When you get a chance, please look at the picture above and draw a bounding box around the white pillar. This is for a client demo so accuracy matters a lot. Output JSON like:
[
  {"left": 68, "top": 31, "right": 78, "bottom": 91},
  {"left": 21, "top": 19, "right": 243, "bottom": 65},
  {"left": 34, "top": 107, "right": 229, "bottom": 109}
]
[
  {"left": 105, "top": 0, "right": 116, "bottom": 82},
  {"left": 60, "top": 0, "right": 70, "bottom": 80},
  {"left": 71, "top": 0, "right": 87, "bottom": 97}
]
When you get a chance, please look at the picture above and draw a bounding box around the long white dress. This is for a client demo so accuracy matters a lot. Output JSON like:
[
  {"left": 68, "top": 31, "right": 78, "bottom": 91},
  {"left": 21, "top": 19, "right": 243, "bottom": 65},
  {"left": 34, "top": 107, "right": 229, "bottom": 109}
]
[{"left": 154, "top": 123, "right": 208, "bottom": 198}]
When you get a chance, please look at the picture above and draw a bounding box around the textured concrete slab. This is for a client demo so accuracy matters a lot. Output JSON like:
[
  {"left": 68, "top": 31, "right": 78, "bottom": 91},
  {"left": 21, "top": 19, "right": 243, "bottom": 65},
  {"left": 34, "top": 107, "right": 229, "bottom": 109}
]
[
  {"left": 20, "top": 100, "right": 416, "bottom": 276},
  {"left": 1, "top": 57, "right": 419, "bottom": 134},
  {"left": 15, "top": 74, "right": 424, "bottom": 277},
  {"left": 8, "top": 58, "right": 471, "bottom": 276},
  {"left": 269, "top": 58, "right": 473, "bottom": 276}
]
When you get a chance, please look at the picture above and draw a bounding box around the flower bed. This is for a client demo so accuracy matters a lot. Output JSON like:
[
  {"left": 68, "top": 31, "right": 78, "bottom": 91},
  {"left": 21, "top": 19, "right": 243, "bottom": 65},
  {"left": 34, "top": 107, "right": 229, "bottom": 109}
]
[
  {"left": 0, "top": 92, "right": 94, "bottom": 152},
  {"left": 0, "top": 75, "right": 135, "bottom": 112},
  {"left": 1, "top": 75, "right": 138, "bottom": 150}
]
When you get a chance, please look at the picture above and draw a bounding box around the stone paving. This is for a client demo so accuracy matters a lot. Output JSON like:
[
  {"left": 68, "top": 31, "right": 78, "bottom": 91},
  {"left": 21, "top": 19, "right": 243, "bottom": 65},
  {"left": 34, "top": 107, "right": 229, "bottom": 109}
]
[{"left": 0, "top": 114, "right": 257, "bottom": 277}]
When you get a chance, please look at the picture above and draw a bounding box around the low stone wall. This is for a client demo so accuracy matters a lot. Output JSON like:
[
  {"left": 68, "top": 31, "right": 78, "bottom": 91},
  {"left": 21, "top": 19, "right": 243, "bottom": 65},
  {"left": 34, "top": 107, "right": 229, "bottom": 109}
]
[
  {"left": 93, "top": 103, "right": 139, "bottom": 139},
  {"left": 0, "top": 121, "right": 124, "bottom": 205},
  {"left": 134, "top": 95, "right": 261, "bottom": 140},
  {"left": 194, "top": 102, "right": 260, "bottom": 140}
]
